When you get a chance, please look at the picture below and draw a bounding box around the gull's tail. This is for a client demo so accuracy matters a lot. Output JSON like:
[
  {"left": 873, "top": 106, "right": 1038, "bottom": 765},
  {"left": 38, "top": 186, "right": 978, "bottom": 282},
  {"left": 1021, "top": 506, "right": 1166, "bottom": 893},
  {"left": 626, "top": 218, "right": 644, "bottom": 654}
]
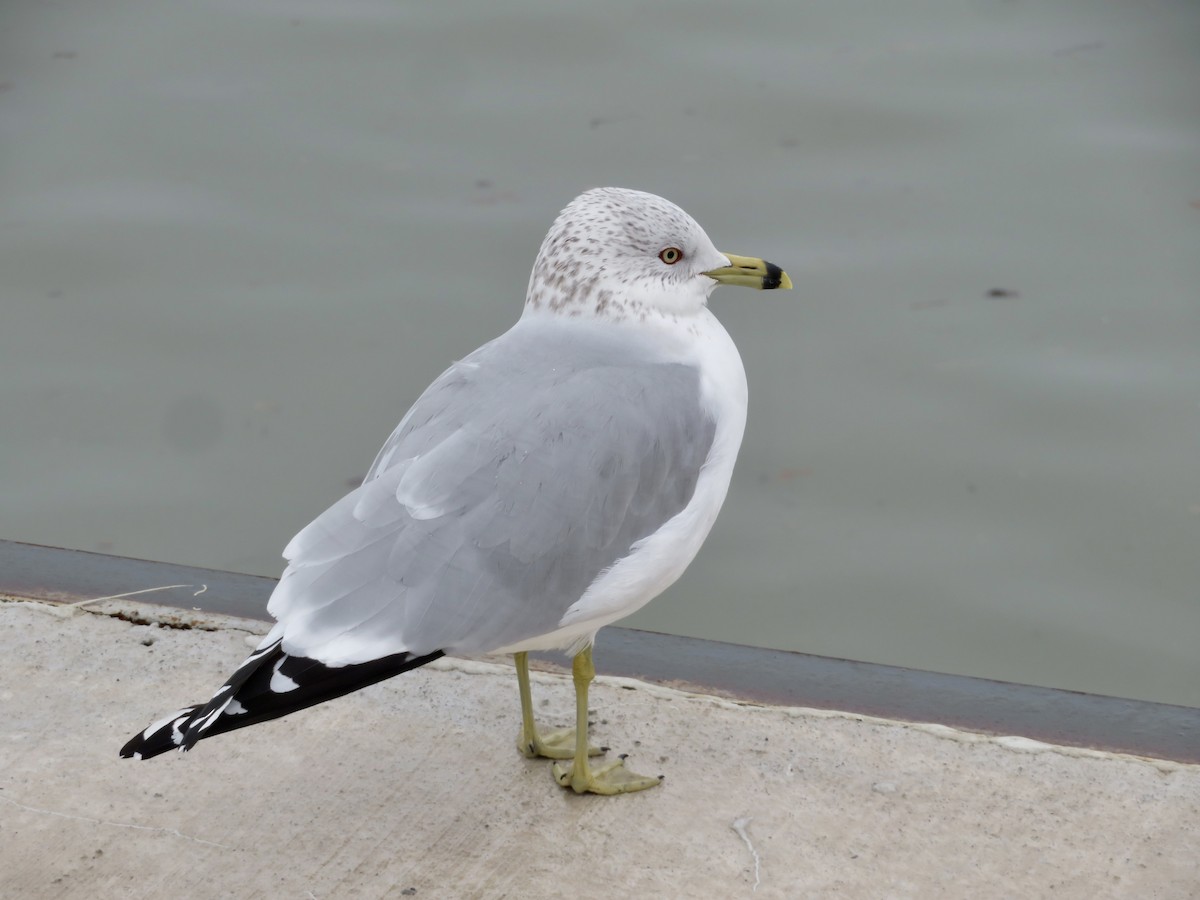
[{"left": 120, "top": 631, "right": 444, "bottom": 760}]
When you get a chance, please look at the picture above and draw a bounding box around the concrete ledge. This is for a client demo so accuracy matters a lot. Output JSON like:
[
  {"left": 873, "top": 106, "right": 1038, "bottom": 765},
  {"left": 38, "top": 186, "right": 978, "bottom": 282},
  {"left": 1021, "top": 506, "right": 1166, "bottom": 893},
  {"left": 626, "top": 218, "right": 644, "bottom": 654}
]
[
  {"left": 2, "top": 594, "right": 1198, "bottom": 898},
  {"left": 2, "top": 539, "right": 1197, "bottom": 764}
]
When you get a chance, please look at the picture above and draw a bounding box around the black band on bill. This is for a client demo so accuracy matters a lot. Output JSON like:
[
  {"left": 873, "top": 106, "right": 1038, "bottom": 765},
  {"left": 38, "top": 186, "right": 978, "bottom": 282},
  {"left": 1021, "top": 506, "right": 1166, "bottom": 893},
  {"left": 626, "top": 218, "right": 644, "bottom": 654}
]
[{"left": 762, "top": 262, "right": 785, "bottom": 290}]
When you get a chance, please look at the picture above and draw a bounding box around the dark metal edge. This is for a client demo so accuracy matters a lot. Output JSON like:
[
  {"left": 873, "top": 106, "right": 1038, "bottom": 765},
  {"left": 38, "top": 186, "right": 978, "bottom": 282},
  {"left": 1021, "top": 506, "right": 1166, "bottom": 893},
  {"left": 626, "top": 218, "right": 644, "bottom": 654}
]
[{"left": 3, "top": 539, "right": 1196, "bottom": 764}]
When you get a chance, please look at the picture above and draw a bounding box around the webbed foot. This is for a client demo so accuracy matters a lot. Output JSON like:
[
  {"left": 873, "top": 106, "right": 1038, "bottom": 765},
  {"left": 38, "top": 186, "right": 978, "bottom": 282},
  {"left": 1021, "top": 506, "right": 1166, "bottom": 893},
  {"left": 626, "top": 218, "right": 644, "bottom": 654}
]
[{"left": 552, "top": 754, "right": 662, "bottom": 795}]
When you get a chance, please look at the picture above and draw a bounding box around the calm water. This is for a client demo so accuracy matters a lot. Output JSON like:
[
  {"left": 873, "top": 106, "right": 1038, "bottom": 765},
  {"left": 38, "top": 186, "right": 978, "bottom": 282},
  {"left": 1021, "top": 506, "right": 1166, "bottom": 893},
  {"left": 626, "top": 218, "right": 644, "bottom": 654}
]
[{"left": 3, "top": 0, "right": 1198, "bottom": 705}]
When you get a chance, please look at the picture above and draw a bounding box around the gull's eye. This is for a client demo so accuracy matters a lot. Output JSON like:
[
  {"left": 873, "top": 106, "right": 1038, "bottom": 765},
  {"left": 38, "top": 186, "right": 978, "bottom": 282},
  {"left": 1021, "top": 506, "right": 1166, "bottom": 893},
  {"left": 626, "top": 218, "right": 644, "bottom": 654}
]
[{"left": 658, "top": 247, "right": 683, "bottom": 265}]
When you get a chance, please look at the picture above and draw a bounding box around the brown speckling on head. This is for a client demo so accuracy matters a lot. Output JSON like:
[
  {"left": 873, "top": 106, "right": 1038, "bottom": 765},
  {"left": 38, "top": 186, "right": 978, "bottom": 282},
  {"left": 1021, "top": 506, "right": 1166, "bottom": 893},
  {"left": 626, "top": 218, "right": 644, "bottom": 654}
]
[{"left": 522, "top": 188, "right": 732, "bottom": 322}]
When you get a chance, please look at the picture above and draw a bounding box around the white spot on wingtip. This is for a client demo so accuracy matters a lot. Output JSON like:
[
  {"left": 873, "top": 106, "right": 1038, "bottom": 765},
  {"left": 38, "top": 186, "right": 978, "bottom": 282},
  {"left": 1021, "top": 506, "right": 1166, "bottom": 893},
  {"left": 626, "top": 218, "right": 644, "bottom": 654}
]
[
  {"left": 142, "top": 708, "right": 191, "bottom": 742},
  {"left": 270, "top": 657, "right": 299, "bottom": 692}
]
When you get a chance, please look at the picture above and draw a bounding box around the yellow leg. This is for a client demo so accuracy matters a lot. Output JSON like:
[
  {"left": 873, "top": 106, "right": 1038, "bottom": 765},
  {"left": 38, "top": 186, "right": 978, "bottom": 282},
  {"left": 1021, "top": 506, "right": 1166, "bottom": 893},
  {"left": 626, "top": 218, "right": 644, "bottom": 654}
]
[
  {"left": 552, "top": 646, "right": 662, "bottom": 796},
  {"left": 514, "top": 651, "right": 603, "bottom": 760}
]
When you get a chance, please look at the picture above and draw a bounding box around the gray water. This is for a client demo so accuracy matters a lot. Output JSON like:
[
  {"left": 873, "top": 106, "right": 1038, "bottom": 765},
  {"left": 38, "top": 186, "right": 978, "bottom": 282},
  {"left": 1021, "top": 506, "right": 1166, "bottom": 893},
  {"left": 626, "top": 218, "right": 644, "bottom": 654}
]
[{"left": 3, "top": 0, "right": 1198, "bottom": 706}]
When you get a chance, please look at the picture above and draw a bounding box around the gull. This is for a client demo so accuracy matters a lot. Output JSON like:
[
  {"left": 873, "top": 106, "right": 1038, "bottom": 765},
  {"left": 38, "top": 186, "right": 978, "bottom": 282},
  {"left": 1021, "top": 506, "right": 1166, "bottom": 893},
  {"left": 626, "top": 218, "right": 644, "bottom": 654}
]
[{"left": 120, "top": 187, "right": 791, "bottom": 795}]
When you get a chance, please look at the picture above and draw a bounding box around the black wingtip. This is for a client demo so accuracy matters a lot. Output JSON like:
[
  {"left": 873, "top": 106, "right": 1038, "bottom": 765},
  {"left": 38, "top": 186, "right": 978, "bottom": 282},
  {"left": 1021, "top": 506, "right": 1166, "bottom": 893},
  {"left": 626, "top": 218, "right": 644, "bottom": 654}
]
[
  {"left": 120, "top": 706, "right": 201, "bottom": 760},
  {"left": 122, "top": 647, "right": 448, "bottom": 760}
]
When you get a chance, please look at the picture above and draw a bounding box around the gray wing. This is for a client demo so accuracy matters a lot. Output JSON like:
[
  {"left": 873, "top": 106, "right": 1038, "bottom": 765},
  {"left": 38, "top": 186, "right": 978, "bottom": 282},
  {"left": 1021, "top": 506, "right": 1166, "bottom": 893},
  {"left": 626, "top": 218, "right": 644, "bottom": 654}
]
[{"left": 268, "top": 325, "right": 717, "bottom": 665}]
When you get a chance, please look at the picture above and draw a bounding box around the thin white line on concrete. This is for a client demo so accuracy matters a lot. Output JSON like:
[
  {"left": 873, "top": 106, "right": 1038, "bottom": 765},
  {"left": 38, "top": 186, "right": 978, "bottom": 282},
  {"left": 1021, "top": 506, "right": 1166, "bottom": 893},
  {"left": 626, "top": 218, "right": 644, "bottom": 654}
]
[
  {"left": 0, "top": 794, "right": 232, "bottom": 849},
  {"left": 731, "top": 816, "right": 761, "bottom": 892},
  {"left": 66, "top": 584, "right": 207, "bottom": 609}
]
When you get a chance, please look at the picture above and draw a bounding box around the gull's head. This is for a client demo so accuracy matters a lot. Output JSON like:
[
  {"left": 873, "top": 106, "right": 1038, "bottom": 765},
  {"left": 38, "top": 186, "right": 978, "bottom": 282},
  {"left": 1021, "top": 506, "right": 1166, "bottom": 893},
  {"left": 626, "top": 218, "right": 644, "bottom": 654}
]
[{"left": 524, "top": 187, "right": 791, "bottom": 321}]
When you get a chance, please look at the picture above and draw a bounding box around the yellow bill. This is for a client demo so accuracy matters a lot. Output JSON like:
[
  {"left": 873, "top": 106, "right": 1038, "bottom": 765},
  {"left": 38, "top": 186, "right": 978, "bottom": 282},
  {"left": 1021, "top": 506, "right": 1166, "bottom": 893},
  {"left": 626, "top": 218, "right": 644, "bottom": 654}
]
[{"left": 704, "top": 253, "right": 793, "bottom": 291}]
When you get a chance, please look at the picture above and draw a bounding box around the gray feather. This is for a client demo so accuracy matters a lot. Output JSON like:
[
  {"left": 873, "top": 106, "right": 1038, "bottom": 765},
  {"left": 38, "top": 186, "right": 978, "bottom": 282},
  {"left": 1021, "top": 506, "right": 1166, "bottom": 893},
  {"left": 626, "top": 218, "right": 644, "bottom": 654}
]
[{"left": 272, "top": 323, "right": 716, "bottom": 662}]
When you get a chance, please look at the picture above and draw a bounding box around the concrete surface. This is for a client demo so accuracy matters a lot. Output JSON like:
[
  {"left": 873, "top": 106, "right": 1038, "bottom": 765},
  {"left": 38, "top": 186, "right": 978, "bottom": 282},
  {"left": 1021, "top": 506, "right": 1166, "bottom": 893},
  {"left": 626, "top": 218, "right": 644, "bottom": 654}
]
[{"left": 2, "top": 598, "right": 1198, "bottom": 899}]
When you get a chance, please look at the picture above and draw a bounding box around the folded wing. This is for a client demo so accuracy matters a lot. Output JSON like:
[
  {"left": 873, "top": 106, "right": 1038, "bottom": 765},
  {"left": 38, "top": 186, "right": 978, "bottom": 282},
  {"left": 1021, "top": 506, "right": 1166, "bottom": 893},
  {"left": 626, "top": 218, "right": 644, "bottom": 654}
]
[{"left": 272, "top": 324, "right": 717, "bottom": 666}]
